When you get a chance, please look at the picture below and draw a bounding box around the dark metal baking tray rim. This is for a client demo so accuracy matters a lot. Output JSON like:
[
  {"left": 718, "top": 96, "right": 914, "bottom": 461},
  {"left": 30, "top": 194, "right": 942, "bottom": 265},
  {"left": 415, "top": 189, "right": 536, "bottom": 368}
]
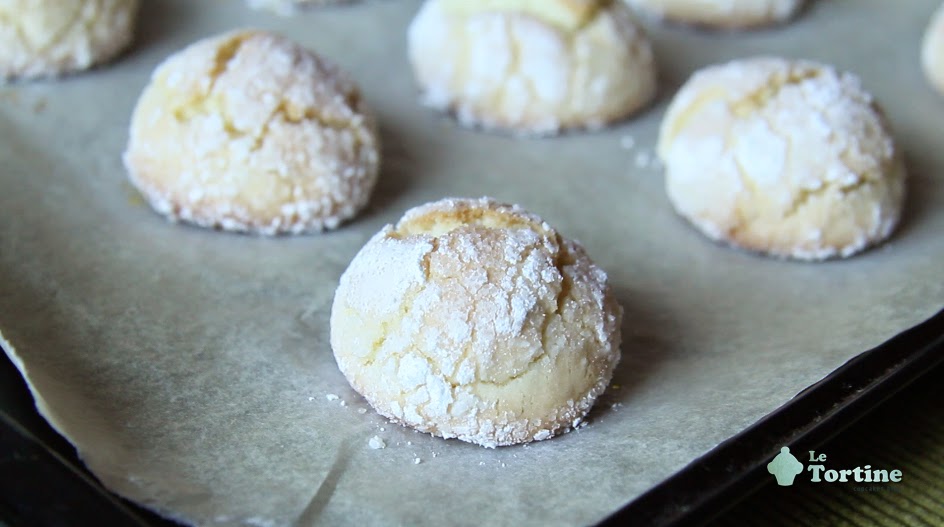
[
  {"left": 600, "top": 305, "right": 944, "bottom": 527},
  {"left": 2, "top": 305, "right": 943, "bottom": 527}
]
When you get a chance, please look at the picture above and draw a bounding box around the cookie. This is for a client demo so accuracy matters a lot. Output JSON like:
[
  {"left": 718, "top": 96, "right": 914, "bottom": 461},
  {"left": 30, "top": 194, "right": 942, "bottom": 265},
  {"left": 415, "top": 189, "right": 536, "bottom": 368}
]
[
  {"left": 922, "top": 3, "right": 944, "bottom": 96},
  {"left": 0, "top": 0, "right": 139, "bottom": 81},
  {"left": 408, "top": 0, "right": 657, "bottom": 136},
  {"left": 330, "top": 197, "right": 623, "bottom": 447},
  {"left": 658, "top": 57, "right": 906, "bottom": 260},
  {"left": 123, "top": 30, "right": 380, "bottom": 235}
]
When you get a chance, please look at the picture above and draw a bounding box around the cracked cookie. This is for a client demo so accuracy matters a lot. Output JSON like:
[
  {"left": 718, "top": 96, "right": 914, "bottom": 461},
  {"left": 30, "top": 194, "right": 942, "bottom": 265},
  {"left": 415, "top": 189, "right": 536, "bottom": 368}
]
[
  {"left": 330, "top": 197, "right": 623, "bottom": 447},
  {"left": 623, "top": 0, "right": 804, "bottom": 29},
  {"left": 407, "top": 0, "right": 657, "bottom": 136},
  {"left": 0, "top": 0, "right": 139, "bottom": 81},
  {"left": 123, "top": 30, "right": 379, "bottom": 235},
  {"left": 658, "top": 57, "right": 906, "bottom": 260},
  {"left": 923, "top": 3, "right": 944, "bottom": 97}
]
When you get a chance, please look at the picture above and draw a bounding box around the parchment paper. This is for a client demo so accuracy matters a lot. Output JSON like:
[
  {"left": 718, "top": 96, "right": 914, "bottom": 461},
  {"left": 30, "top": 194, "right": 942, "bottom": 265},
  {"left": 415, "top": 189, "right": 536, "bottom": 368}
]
[{"left": 1, "top": 1, "right": 943, "bottom": 525}]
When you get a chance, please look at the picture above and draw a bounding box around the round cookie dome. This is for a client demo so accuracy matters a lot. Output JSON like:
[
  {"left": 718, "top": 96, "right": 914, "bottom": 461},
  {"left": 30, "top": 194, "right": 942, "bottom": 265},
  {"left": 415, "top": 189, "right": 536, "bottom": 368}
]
[
  {"left": 623, "top": 0, "right": 804, "bottom": 29},
  {"left": 657, "top": 57, "right": 906, "bottom": 261},
  {"left": 922, "top": 3, "right": 944, "bottom": 97},
  {"left": 0, "top": 0, "right": 139, "bottom": 81},
  {"left": 330, "top": 198, "right": 623, "bottom": 447},
  {"left": 123, "top": 30, "right": 380, "bottom": 235},
  {"left": 407, "top": 0, "right": 657, "bottom": 136}
]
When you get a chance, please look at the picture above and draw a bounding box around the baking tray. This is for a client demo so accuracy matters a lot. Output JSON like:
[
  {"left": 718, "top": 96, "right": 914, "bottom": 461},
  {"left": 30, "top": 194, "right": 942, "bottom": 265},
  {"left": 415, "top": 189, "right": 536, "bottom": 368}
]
[
  {"left": 3, "top": 309, "right": 942, "bottom": 526},
  {"left": 2, "top": 0, "right": 944, "bottom": 525}
]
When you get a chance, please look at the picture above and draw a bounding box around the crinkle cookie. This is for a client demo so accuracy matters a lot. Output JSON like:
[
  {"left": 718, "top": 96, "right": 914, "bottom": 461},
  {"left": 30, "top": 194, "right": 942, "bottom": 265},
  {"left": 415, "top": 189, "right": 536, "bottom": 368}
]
[
  {"left": 923, "top": 3, "right": 944, "bottom": 97},
  {"left": 123, "top": 30, "right": 380, "bottom": 235},
  {"left": 408, "top": 0, "right": 657, "bottom": 136},
  {"left": 623, "top": 0, "right": 804, "bottom": 29},
  {"left": 331, "top": 197, "right": 623, "bottom": 447},
  {"left": 0, "top": 0, "right": 139, "bottom": 81},
  {"left": 658, "top": 57, "right": 906, "bottom": 260}
]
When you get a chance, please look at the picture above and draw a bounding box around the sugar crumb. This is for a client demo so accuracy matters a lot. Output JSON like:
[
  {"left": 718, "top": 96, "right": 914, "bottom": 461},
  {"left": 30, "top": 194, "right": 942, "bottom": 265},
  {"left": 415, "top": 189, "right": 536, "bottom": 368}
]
[
  {"left": 414, "top": 458, "right": 422, "bottom": 465},
  {"left": 326, "top": 394, "right": 339, "bottom": 402},
  {"left": 357, "top": 408, "right": 367, "bottom": 414},
  {"left": 368, "top": 436, "right": 386, "bottom": 449}
]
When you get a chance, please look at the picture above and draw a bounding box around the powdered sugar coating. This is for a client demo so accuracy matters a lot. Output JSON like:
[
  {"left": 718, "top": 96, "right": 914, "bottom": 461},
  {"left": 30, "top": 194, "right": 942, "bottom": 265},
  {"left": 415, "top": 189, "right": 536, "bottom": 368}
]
[
  {"left": 0, "top": 0, "right": 139, "bottom": 81},
  {"left": 330, "top": 197, "right": 623, "bottom": 447},
  {"left": 658, "top": 57, "right": 906, "bottom": 260},
  {"left": 624, "top": 0, "right": 804, "bottom": 29},
  {"left": 123, "top": 30, "right": 379, "bottom": 235},
  {"left": 407, "top": 0, "right": 657, "bottom": 136},
  {"left": 923, "top": 3, "right": 944, "bottom": 97}
]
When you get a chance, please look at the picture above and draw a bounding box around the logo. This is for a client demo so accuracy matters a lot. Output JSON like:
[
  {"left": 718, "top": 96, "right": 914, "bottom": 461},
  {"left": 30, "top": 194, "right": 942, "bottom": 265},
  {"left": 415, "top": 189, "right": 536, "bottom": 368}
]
[
  {"left": 767, "top": 446, "right": 803, "bottom": 486},
  {"left": 767, "top": 446, "right": 904, "bottom": 487}
]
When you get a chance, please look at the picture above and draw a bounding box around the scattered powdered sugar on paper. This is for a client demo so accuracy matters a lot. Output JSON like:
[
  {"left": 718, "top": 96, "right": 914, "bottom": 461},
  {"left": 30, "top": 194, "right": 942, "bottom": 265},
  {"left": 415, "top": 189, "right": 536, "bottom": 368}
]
[
  {"left": 633, "top": 149, "right": 662, "bottom": 170},
  {"left": 245, "top": 517, "right": 278, "bottom": 527}
]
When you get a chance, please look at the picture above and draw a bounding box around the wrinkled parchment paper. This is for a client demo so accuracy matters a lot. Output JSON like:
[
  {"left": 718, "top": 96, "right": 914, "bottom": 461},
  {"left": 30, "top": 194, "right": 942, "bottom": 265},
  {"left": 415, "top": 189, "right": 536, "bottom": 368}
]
[{"left": 2, "top": 1, "right": 943, "bottom": 525}]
